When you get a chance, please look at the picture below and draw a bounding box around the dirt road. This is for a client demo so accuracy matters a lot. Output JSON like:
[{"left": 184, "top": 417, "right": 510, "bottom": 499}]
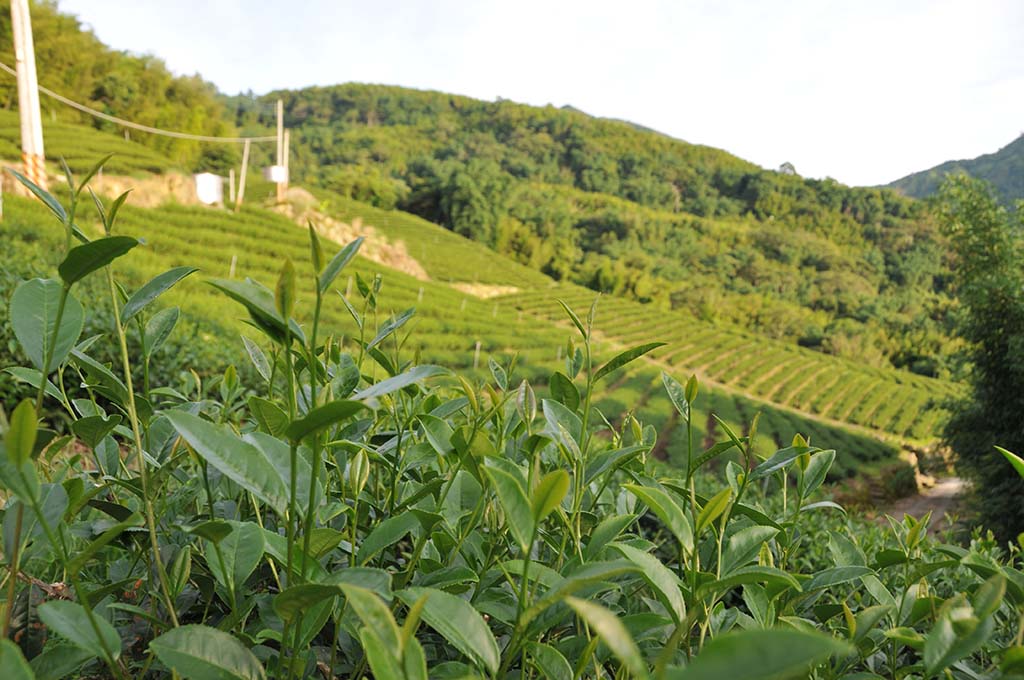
[{"left": 879, "top": 477, "right": 965, "bottom": 533}]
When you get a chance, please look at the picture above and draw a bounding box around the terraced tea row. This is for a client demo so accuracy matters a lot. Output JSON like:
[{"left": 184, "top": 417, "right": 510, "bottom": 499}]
[
  {"left": 4, "top": 188, "right": 901, "bottom": 483},
  {"left": 6, "top": 197, "right": 568, "bottom": 384},
  {"left": 0, "top": 110, "right": 175, "bottom": 176},
  {"left": 505, "top": 286, "right": 957, "bottom": 441},
  {"left": 593, "top": 364, "right": 898, "bottom": 479}
]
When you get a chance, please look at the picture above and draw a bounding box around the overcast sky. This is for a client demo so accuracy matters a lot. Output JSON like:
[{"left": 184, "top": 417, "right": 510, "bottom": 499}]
[{"left": 56, "top": 0, "right": 1024, "bottom": 187}]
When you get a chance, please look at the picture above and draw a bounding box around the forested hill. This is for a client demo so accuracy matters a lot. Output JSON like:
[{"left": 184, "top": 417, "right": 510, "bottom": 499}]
[
  {"left": 230, "top": 84, "right": 957, "bottom": 378},
  {"left": 886, "top": 133, "right": 1024, "bottom": 208}
]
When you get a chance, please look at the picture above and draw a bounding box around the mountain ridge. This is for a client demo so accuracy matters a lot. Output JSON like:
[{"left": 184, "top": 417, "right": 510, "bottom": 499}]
[{"left": 886, "top": 133, "right": 1024, "bottom": 206}]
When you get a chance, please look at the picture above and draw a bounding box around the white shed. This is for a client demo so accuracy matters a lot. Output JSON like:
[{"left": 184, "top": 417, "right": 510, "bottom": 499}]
[{"left": 194, "top": 172, "right": 224, "bottom": 205}]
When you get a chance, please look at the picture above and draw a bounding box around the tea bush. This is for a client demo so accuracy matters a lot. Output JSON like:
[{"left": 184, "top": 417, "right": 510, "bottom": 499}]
[{"left": 0, "top": 165, "right": 1023, "bottom": 679}]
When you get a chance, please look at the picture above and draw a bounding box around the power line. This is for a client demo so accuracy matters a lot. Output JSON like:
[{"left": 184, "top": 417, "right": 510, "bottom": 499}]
[{"left": 0, "top": 60, "right": 276, "bottom": 144}]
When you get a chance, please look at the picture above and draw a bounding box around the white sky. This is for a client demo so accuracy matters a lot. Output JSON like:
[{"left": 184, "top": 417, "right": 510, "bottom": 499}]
[{"left": 56, "top": 0, "right": 1024, "bottom": 186}]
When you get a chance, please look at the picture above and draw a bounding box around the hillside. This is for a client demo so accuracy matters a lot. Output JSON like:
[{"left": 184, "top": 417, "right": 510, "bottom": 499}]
[
  {"left": 231, "top": 84, "right": 958, "bottom": 379},
  {"left": 0, "top": 3, "right": 961, "bottom": 479},
  {"left": 886, "top": 133, "right": 1024, "bottom": 208},
  {"left": 0, "top": 2, "right": 960, "bottom": 380},
  {"left": 0, "top": 182, "right": 918, "bottom": 480}
]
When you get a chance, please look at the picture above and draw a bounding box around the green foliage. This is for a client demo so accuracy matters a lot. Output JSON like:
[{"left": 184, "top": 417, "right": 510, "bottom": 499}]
[
  {"left": 0, "top": 176, "right": 1020, "bottom": 679},
  {"left": 938, "top": 174, "right": 1024, "bottom": 539}
]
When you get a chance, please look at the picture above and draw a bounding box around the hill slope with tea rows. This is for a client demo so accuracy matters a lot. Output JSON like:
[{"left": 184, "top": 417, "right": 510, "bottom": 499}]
[{"left": 0, "top": 110, "right": 959, "bottom": 486}]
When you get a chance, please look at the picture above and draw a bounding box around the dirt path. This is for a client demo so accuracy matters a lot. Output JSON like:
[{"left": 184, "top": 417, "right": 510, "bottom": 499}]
[{"left": 880, "top": 477, "right": 965, "bottom": 532}]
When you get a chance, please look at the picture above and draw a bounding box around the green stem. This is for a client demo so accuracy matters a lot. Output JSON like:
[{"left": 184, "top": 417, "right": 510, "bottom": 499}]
[
  {"left": 286, "top": 441, "right": 299, "bottom": 584},
  {"left": 299, "top": 285, "right": 324, "bottom": 579},
  {"left": 105, "top": 270, "right": 179, "bottom": 627},
  {"left": 201, "top": 462, "right": 233, "bottom": 609},
  {"left": 498, "top": 526, "right": 539, "bottom": 678},
  {"left": 1, "top": 506, "right": 24, "bottom": 639}
]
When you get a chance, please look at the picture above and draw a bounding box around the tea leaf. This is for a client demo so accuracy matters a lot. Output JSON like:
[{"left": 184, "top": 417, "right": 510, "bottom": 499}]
[
  {"left": 624, "top": 483, "right": 693, "bottom": 553},
  {"left": 121, "top": 266, "right": 198, "bottom": 322},
  {"left": 6, "top": 167, "right": 67, "bottom": 223},
  {"left": 485, "top": 466, "right": 535, "bottom": 553},
  {"left": 594, "top": 342, "right": 665, "bottom": 383},
  {"left": 341, "top": 584, "right": 401, "bottom": 652},
  {"left": 696, "top": 487, "right": 732, "bottom": 535},
  {"left": 241, "top": 336, "right": 271, "bottom": 382},
  {"left": 58, "top": 236, "right": 138, "bottom": 285},
  {"left": 566, "top": 597, "right": 650, "bottom": 679},
  {"left": 666, "top": 628, "right": 852, "bottom": 679},
  {"left": 274, "top": 584, "right": 341, "bottom": 623},
  {"left": 149, "top": 624, "right": 266, "bottom": 680},
  {"left": 612, "top": 542, "right": 686, "bottom": 623},
  {"left": 319, "top": 237, "right": 363, "bottom": 293},
  {"left": 285, "top": 399, "right": 368, "bottom": 442},
  {"left": 996, "top": 446, "right": 1024, "bottom": 479},
  {"left": 398, "top": 587, "right": 501, "bottom": 675},
  {"left": 144, "top": 307, "right": 180, "bottom": 356},
  {"left": 7, "top": 399, "right": 37, "bottom": 466},
  {"left": 366, "top": 307, "right": 415, "bottom": 351},
  {"left": 532, "top": 469, "right": 570, "bottom": 522},
  {"left": 0, "top": 639, "right": 33, "bottom": 680},
  {"left": 38, "top": 600, "right": 121, "bottom": 661},
  {"left": 10, "top": 279, "right": 84, "bottom": 373},
  {"left": 165, "top": 411, "right": 288, "bottom": 516}
]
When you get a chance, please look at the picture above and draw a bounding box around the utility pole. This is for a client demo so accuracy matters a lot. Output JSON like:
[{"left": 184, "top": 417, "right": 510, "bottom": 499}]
[
  {"left": 275, "top": 98, "right": 284, "bottom": 202},
  {"left": 282, "top": 129, "right": 290, "bottom": 196},
  {"left": 11, "top": 0, "right": 46, "bottom": 188},
  {"left": 235, "top": 138, "right": 250, "bottom": 212}
]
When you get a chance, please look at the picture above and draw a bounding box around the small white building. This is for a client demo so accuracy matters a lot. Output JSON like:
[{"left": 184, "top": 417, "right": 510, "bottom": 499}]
[
  {"left": 264, "top": 165, "right": 289, "bottom": 183},
  {"left": 194, "top": 172, "right": 224, "bottom": 205}
]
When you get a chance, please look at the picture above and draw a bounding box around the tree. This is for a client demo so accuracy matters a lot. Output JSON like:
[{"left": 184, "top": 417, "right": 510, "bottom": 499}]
[{"left": 938, "top": 174, "right": 1024, "bottom": 540}]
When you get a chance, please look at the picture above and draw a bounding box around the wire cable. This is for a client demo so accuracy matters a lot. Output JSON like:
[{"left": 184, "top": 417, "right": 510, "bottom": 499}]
[{"left": 0, "top": 60, "right": 276, "bottom": 144}]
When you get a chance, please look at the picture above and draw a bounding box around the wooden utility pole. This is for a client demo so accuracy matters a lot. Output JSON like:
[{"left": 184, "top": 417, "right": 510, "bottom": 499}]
[
  {"left": 275, "top": 98, "right": 284, "bottom": 202},
  {"left": 235, "top": 138, "right": 250, "bottom": 212},
  {"left": 11, "top": 0, "right": 45, "bottom": 188},
  {"left": 282, "top": 129, "right": 290, "bottom": 196}
]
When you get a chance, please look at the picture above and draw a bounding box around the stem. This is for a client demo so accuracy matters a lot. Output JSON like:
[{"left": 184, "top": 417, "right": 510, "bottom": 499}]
[
  {"left": 299, "top": 285, "right": 324, "bottom": 578},
  {"left": 1, "top": 506, "right": 24, "bottom": 638},
  {"left": 286, "top": 441, "right": 299, "bottom": 584},
  {"left": 201, "top": 462, "right": 233, "bottom": 609},
  {"left": 498, "top": 526, "right": 539, "bottom": 678},
  {"left": 105, "top": 270, "right": 179, "bottom": 627}
]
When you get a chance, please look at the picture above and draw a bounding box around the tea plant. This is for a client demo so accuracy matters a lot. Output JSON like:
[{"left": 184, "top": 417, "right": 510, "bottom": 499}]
[{"left": 0, "top": 163, "right": 1022, "bottom": 679}]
